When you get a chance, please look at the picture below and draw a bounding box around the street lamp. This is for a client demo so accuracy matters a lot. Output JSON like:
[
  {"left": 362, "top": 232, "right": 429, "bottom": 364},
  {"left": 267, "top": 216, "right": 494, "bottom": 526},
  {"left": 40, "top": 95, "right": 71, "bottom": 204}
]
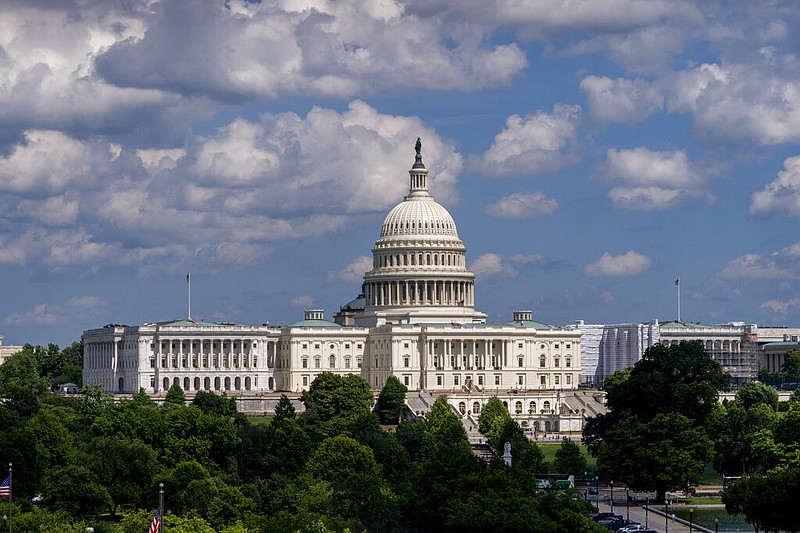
[
  {"left": 626, "top": 487, "right": 630, "bottom": 521},
  {"left": 610, "top": 480, "right": 614, "bottom": 513},
  {"left": 715, "top": 517, "right": 719, "bottom": 533},
  {"left": 665, "top": 501, "right": 669, "bottom": 533},
  {"left": 644, "top": 498, "right": 649, "bottom": 527},
  {"left": 689, "top": 507, "right": 694, "bottom": 533}
]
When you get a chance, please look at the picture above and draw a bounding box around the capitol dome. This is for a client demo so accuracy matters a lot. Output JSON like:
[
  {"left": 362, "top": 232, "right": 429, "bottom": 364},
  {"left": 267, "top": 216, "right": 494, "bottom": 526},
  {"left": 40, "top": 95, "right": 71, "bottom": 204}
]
[{"left": 356, "top": 139, "right": 485, "bottom": 327}]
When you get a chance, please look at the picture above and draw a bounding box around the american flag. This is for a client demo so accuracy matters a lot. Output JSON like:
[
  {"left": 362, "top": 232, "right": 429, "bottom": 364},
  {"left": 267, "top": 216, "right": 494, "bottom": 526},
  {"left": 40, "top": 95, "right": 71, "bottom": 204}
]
[
  {"left": 148, "top": 507, "right": 161, "bottom": 533},
  {"left": 0, "top": 474, "right": 9, "bottom": 499}
]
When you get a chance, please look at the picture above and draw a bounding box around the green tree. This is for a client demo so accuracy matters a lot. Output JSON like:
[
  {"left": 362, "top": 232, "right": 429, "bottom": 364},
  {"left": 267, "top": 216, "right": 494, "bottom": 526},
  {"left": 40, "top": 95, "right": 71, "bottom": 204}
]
[
  {"left": 723, "top": 468, "right": 800, "bottom": 532},
  {"left": 273, "top": 394, "right": 297, "bottom": 422},
  {"left": 300, "top": 373, "right": 374, "bottom": 426},
  {"left": 86, "top": 436, "right": 161, "bottom": 514},
  {"left": 164, "top": 383, "right": 186, "bottom": 406},
  {"left": 783, "top": 348, "right": 800, "bottom": 379},
  {"left": 596, "top": 412, "right": 713, "bottom": 502},
  {"left": 736, "top": 381, "right": 779, "bottom": 411},
  {"left": 376, "top": 375, "right": 407, "bottom": 424},
  {"left": 606, "top": 341, "right": 728, "bottom": 424},
  {"left": 41, "top": 464, "right": 112, "bottom": 517},
  {"left": 554, "top": 437, "right": 587, "bottom": 476},
  {"left": 478, "top": 395, "right": 509, "bottom": 435},
  {"left": 192, "top": 390, "right": 238, "bottom": 417},
  {"left": 706, "top": 402, "right": 779, "bottom": 476}
]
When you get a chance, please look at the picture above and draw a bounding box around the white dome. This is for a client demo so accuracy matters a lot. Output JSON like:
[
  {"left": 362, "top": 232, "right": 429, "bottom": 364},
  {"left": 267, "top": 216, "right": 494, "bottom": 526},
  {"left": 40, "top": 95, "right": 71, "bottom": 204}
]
[{"left": 380, "top": 197, "right": 459, "bottom": 238}]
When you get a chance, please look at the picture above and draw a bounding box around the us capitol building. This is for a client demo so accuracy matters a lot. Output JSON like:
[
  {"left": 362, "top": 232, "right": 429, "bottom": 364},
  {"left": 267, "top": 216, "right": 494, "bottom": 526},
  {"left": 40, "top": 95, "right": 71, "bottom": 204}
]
[{"left": 83, "top": 141, "right": 590, "bottom": 434}]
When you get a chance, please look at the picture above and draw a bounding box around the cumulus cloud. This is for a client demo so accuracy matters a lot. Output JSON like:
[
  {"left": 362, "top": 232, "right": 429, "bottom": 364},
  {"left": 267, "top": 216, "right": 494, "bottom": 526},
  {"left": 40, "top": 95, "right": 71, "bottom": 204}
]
[
  {"left": 93, "top": 0, "right": 527, "bottom": 100},
  {"left": 476, "top": 105, "right": 582, "bottom": 177},
  {"left": 4, "top": 295, "right": 107, "bottom": 327},
  {"left": 328, "top": 256, "right": 373, "bottom": 283},
  {"left": 718, "top": 253, "right": 795, "bottom": 281},
  {"left": 291, "top": 296, "right": 315, "bottom": 308},
  {"left": 584, "top": 251, "right": 651, "bottom": 277},
  {"left": 580, "top": 76, "right": 664, "bottom": 124},
  {"left": 485, "top": 192, "right": 558, "bottom": 219},
  {"left": 601, "top": 147, "right": 714, "bottom": 210},
  {"left": 469, "top": 253, "right": 518, "bottom": 278},
  {"left": 0, "top": 103, "right": 461, "bottom": 275},
  {"left": 665, "top": 60, "right": 800, "bottom": 145},
  {"left": 760, "top": 298, "right": 800, "bottom": 314},
  {"left": 749, "top": 156, "right": 800, "bottom": 217}
]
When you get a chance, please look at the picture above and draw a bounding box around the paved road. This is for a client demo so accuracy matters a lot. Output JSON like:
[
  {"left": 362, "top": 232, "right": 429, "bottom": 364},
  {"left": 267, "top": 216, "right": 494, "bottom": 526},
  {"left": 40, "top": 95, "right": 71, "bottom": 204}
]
[{"left": 592, "top": 493, "right": 716, "bottom": 533}]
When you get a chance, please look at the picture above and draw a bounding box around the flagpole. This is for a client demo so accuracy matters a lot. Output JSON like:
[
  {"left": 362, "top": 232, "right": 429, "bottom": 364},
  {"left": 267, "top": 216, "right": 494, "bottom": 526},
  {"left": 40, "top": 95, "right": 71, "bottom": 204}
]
[
  {"left": 187, "top": 272, "right": 191, "bottom": 321},
  {"left": 676, "top": 278, "right": 681, "bottom": 322},
  {"left": 158, "top": 483, "right": 164, "bottom": 533},
  {"left": 7, "top": 463, "right": 11, "bottom": 533}
]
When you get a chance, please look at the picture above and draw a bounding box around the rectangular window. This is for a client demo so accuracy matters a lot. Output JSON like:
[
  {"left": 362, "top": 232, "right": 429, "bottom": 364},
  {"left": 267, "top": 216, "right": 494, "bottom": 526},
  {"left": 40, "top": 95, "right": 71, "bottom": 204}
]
[
  {"left": 566, "top": 374, "right": 572, "bottom": 385},
  {"left": 555, "top": 344, "right": 559, "bottom": 349},
  {"left": 478, "top": 375, "right": 484, "bottom": 385},
  {"left": 150, "top": 376, "right": 155, "bottom": 387},
  {"left": 357, "top": 343, "right": 362, "bottom": 349},
  {"left": 314, "top": 359, "right": 320, "bottom": 369},
  {"left": 315, "top": 344, "right": 320, "bottom": 349},
  {"left": 404, "top": 358, "right": 410, "bottom": 367},
  {"left": 345, "top": 343, "right": 350, "bottom": 349},
  {"left": 495, "top": 375, "right": 500, "bottom": 386},
  {"left": 302, "top": 343, "right": 308, "bottom": 349},
  {"left": 437, "top": 375, "right": 443, "bottom": 386},
  {"left": 302, "top": 376, "right": 308, "bottom": 387},
  {"left": 518, "top": 375, "right": 524, "bottom": 386},
  {"left": 404, "top": 342, "right": 410, "bottom": 349},
  {"left": 357, "top": 359, "right": 362, "bottom": 368},
  {"left": 404, "top": 376, "right": 410, "bottom": 386},
  {"left": 345, "top": 359, "right": 350, "bottom": 368},
  {"left": 454, "top": 375, "right": 460, "bottom": 385},
  {"left": 555, "top": 375, "right": 560, "bottom": 385},
  {"left": 540, "top": 375, "right": 546, "bottom": 385},
  {"left": 518, "top": 343, "right": 523, "bottom": 348},
  {"left": 150, "top": 358, "right": 155, "bottom": 368}
]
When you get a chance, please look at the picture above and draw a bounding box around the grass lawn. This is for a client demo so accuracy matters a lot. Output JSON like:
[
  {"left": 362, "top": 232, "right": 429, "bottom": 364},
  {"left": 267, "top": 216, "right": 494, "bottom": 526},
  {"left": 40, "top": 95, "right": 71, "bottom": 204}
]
[{"left": 539, "top": 441, "right": 597, "bottom": 473}]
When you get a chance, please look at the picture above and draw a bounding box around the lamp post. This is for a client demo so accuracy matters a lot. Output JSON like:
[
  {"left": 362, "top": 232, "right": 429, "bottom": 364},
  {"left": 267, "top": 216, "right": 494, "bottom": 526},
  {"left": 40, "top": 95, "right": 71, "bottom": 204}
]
[
  {"left": 610, "top": 480, "right": 614, "bottom": 513},
  {"left": 626, "top": 487, "right": 630, "bottom": 521},
  {"left": 689, "top": 507, "right": 694, "bottom": 533},
  {"left": 665, "top": 501, "right": 669, "bottom": 533},
  {"left": 715, "top": 517, "right": 719, "bottom": 533},
  {"left": 596, "top": 476, "right": 600, "bottom": 509},
  {"left": 644, "top": 498, "right": 649, "bottom": 527}
]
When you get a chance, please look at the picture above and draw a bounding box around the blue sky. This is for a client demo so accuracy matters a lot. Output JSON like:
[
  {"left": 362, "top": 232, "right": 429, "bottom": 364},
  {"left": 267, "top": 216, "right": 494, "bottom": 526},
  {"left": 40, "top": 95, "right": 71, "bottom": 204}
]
[{"left": 2, "top": 0, "right": 800, "bottom": 348}]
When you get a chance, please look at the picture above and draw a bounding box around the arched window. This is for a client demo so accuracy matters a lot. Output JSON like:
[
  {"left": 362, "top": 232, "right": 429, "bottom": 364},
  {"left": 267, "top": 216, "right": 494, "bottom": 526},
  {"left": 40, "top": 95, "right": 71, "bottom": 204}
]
[
  {"left": 529, "top": 401, "right": 536, "bottom": 414},
  {"left": 183, "top": 377, "right": 190, "bottom": 390},
  {"left": 566, "top": 357, "right": 571, "bottom": 368},
  {"left": 458, "top": 401, "right": 466, "bottom": 414},
  {"left": 224, "top": 377, "right": 231, "bottom": 390},
  {"left": 543, "top": 401, "right": 551, "bottom": 412},
  {"left": 163, "top": 377, "right": 169, "bottom": 390},
  {"left": 472, "top": 402, "right": 481, "bottom": 414},
  {"left": 329, "top": 355, "right": 336, "bottom": 368},
  {"left": 539, "top": 355, "right": 546, "bottom": 367},
  {"left": 515, "top": 401, "right": 523, "bottom": 414},
  {"left": 235, "top": 377, "right": 241, "bottom": 390},
  {"left": 554, "top": 357, "right": 560, "bottom": 367},
  {"left": 194, "top": 377, "right": 200, "bottom": 390}
]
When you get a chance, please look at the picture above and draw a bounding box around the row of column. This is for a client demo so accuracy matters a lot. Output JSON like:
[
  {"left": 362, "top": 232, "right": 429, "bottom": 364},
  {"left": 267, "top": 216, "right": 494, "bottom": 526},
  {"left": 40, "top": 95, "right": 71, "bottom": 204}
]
[
  {"left": 365, "top": 279, "right": 474, "bottom": 307},
  {"left": 424, "top": 337, "right": 508, "bottom": 370}
]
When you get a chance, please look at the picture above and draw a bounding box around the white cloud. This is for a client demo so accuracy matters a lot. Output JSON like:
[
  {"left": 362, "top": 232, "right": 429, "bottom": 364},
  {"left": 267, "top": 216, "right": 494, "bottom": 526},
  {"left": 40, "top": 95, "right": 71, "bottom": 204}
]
[
  {"left": 93, "top": 0, "right": 527, "bottom": 99},
  {"left": 718, "top": 253, "right": 794, "bottom": 281},
  {"left": 759, "top": 298, "right": 800, "bottom": 314},
  {"left": 4, "top": 295, "right": 107, "bottom": 327},
  {"left": 291, "top": 296, "right": 315, "bottom": 308},
  {"left": 0, "top": 103, "right": 460, "bottom": 274},
  {"left": 328, "top": 256, "right": 373, "bottom": 283},
  {"left": 749, "top": 155, "right": 800, "bottom": 217},
  {"left": 584, "top": 251, "right": 651, "bottom": 277},
  {"left": 666, "top": 60, "right": 800, "bottom": 145},
  {"left": 469, "top": 253, "right": 518, "bottom": 278},
  {"left": 580, "top": 76, "right": 664, "bottom": 124},
  {"left": 602, "top": 147, "right": 714, "bottom": 210},
  {"left": 485, "top": 192, "right": 558, "bottom": 219},
  {"left": 510, "top": 254, "right": 546, "bottom": 265},
  {"left": 476, "top": 105, "right": 581, "bottom": 177}
]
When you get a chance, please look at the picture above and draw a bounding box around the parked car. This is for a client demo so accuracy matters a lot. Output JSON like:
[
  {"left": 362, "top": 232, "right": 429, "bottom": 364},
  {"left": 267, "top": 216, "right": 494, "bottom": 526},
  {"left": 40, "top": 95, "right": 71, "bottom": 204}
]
[
  {"left": 591, "top": 512, "right": 622, "bottom": 522},
  {"left": 617, "top": 525, "right": 646, "bottom": 532}
]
